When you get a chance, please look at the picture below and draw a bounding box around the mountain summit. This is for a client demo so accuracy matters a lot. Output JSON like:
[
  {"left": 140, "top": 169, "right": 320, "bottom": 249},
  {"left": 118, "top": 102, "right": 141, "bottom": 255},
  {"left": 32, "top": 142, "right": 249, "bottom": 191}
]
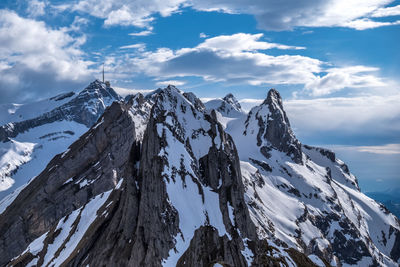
[
  {"left": 0, "top": 84, "right": 399, "bottom": 266},
  {"left": 242, "top": 89, "right": 302, "bottom": 164},
  {"left": 223, "top": 93, "right": 242, "bottom": 111}
]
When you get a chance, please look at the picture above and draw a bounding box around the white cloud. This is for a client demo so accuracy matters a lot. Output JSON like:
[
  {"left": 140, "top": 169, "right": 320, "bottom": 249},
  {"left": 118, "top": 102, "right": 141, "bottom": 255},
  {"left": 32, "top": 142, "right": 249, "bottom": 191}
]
[
  {"left": 27, "top": 0, "right": 46, "bottom": 17},
  {"left": 134, "top": 47, "right": 321, "bottom": 86},
  {"left": 327, "top": 144, "right": 400, "bottom": 155},
  {"left": 284, "top": 94, "right": 400, "bottom": 140},
  {"left": 119, "top": 43, "right": 146, "bottom": 51},
  {"left": 372, "top": 5, "right": 400, "bottom": 17},
  {"left": 197, "top": 33, "right": 305, "bottom": 51},
  {"left": 57, "top": 0, "right": 400, "bottom": 30},
  {"left": 0, "top": 10, "right": 92, "bottom": 103},
  {"left": 68, "top": 0, "right": 186, "bottom": 28},
  {"left": 65, "top": 16, "right": 90, "bottom": 32},
  {"left": 121, "top": 33, "right": 318, "bottom": 84},
  {"left": 238, "top": 98, "right": 263, "bottom": 111},
  {"left": 155, "top": 80, "right": 186, "bottom": 87},
  {"left": 355, "top": 144, "right": 400, "bottom": 155},
  {"left": 129, "top": 30, "right": 153, "bottom": 36},
  {"left": 305, "top": 66, "right": 386, "bottom": 96},
  {"left": 199, "top": 32, "right": 208, "bottom": 38},
  {"left": 342, "top": 18, "right": 400, "bottom": 30},
  {"left": 113, "top": 33, "right": 385, "bottom": 96},
  {"left": 191, "top": 0, "right": 400, "bottom": 30}
]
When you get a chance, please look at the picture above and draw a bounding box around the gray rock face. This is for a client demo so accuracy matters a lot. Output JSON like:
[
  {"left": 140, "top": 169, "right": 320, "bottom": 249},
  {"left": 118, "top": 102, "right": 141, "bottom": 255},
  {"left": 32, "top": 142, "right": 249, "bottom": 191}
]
[
  {"left": 223, "top": 93, "right": 242, "bottom": 111},
  {"left": 0, "top": 101, "right": 135, "bottom": 266},
  {"left": 176, "top": 226, "right": 249, "bottom": 267},
  {"left": 199, "top": 110, "right": 257, "bottom": 242},
  {"left": 0, "top": 80, "right": 121, "bottom": 142},
  {"left": 126, "top": 92, "right": 156, "bottom": 140},
  {"left": 244, "top": 89, "right": 302, "bottom": 164},
  {"left": 216, "top": 93, "right": 243, "bottom": 117},
  {"left": 130, "top": 87, "right": 307, "bottom": 267},
  {"left": 263, "top": 89, "right": 302, "bottom": 164},
  {"left": 128, "top": 85, "right": 256, "bottom": 266}
]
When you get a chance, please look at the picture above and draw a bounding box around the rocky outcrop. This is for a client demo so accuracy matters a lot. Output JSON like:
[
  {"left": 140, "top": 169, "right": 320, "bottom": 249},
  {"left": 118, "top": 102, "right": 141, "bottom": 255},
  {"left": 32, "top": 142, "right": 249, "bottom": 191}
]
[
  {"left": 390, "top": 226, "right": 400, "bottom": 262},
  {"left": 176, "top": 226, "right": 249, "bottom": 267},
  {"left": 126, "top": 92, "right": 156, "bottom": 141},
  {"left": 262, "top": 89, "right": 302, "bottom": 163},
  {"left": 129, "top": 85, "right": 255, "bottom": 266},
  {"left": 199, "top": 110, "right": 257, "bottom": 241},
  {"left": 49, "top": 92, "right": 75, "bottom": 101},
  {"left": 217, "top": 93, "right": 243, "bottom": 117},
  {"left": 223, "top": 93, "right": 242, "bottom": 111},
  {"left": 244, "top": 89, "right": 302, "bottom": 164}
]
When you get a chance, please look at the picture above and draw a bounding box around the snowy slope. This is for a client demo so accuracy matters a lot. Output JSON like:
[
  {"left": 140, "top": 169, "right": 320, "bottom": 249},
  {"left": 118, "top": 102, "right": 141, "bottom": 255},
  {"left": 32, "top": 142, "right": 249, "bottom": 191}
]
[
  {"left": 0, "top": 121, "right": 88, "bottom": 203},
  {"left": 206, "top": 89, "right": 400, "bottom": 266},
  {"left": 0, "top": 92, "right": 75, "bottom": 126},
  {"left": 0, "top": 80, "right": 121, "bottom": 204},
  {"left": 12, "top": 189, "right": 113, "bottom": 267}
]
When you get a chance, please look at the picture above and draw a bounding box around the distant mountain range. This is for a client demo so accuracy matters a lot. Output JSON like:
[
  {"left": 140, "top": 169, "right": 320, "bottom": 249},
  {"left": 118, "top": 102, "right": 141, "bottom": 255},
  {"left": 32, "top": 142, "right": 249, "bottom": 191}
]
[{"left": 0, "top": 81, "right": 399, "bottom": 266}]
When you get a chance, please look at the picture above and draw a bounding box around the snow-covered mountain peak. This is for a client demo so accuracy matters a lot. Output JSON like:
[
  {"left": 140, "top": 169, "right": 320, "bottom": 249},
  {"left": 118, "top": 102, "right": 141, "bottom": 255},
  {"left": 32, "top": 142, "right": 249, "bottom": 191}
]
[
  {"left": 223, "top": 93, "right": 242, "bottom": 111},
  {"left": 77, "top": 79, "right": 119, "bottom": 101},
  {"left": 0, "top": 100, "right": 137, "bottom": 266},
  {"left": 73, "top": 80, "right": 121, "bottom": 117},
  {"left": 204, "top": 93, "right": 244, "bottom": 122},
  {"left": 242, "top": 88, "right": 302, "bottom": 164},
  {"left": 164, "top": 84, "right": 183, "bottom": 95},
  {"left": 152, "top": 86, "right": 206, "bottom": 120},
  {"left": 263, "top": 88, "right": 281, "bottom": 105}
]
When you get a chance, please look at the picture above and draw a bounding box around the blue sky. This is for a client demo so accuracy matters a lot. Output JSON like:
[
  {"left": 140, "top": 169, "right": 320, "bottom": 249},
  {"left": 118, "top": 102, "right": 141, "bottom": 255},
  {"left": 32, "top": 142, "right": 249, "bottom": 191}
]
[{"left": 0, "top": 0, "right": 399, "bottom": 192}]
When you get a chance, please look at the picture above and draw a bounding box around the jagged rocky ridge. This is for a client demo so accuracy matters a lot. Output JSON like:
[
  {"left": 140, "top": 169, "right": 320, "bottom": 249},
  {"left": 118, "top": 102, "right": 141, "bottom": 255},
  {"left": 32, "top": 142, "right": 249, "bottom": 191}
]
[
  {"left": 0, "top": 85, "right": 317, "bottom": 266},
  {"left": 224, "top": 90, "right": 400, "bottom": 266},
  {"left": 0, "top": 83, "right": 399, "bottom": 266}
]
